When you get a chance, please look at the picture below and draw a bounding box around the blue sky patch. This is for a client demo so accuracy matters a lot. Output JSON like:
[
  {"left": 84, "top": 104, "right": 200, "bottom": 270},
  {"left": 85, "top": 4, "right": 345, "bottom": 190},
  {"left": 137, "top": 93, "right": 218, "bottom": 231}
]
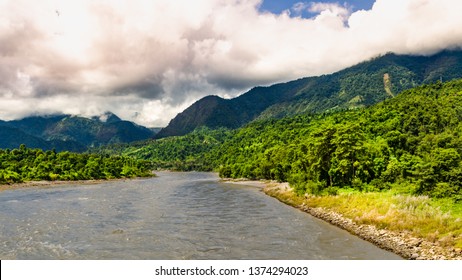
[{"left": 259, "top": 0, "right": 375, "bottom": 18}]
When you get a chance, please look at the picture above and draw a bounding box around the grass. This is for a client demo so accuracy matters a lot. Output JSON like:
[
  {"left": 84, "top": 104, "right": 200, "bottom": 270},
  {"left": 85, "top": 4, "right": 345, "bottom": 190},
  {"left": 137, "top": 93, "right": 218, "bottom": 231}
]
[{"left": 265, "top": 186, "right": 462, "bottom": 249}]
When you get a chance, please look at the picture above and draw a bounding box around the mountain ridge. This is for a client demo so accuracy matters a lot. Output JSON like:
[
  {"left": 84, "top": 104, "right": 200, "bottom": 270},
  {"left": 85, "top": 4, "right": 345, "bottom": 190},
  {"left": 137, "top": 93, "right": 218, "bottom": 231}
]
[{"left": 156, "top": 50, "right": 462, "bottom": 138}]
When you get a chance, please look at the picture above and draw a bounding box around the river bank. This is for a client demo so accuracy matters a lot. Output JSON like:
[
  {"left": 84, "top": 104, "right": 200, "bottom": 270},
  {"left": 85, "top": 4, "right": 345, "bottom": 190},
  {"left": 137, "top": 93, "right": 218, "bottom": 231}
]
[
  {"left": 221, "top": 177, "right": 268, "bottom": 188},
  {"left": 258, "top": 181, "right": 462, "bottom": 260}
]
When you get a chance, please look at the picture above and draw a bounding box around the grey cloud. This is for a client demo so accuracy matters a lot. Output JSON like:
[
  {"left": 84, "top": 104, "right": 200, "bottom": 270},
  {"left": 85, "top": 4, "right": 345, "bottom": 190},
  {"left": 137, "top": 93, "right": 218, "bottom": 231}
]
[
  {"left": 113, "top": 79, "right": 165, "bottom": 99},
  {"left": 0, "top": 20, "right": 43, "bottom": 57},
  {"left": 206, "top": 71, "right": 278, "bottom": 91}
]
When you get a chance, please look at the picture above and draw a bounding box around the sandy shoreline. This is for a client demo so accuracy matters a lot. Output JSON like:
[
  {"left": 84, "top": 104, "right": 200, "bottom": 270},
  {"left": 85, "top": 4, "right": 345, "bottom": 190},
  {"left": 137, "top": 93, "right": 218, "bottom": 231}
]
[
  {"left": 0, "top": 178, "right": 142, "bottom": 193},
  {"left": 225, "top": 178, "right": 462, "bottom": 260}
]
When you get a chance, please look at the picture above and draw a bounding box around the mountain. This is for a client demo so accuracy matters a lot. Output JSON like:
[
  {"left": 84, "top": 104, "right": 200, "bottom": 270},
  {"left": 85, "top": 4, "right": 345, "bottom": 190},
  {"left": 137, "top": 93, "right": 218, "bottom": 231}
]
[
  {"left": 156, "top": 95, "right": 245, "bottom": 137},
  {"left": 156, "top": 50, "right": 462, "bottom": 138},
  {"left": 0, "top": 113, "right": 155, "bottom": 151}
]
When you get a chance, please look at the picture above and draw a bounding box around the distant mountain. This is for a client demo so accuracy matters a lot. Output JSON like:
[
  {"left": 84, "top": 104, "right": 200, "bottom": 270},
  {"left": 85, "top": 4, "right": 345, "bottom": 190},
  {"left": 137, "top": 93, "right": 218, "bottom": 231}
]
[
  {"left": 156, "top": 50, "right": 462, "bottom": 138},
  {"left": 0, "top": 113, "right": 156, "bottom": 151}
]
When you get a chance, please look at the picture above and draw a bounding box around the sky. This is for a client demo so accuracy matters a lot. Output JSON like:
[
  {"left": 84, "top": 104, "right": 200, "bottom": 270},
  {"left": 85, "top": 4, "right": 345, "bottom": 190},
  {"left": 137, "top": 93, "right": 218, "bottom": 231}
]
[
  {"left": 259, "top": 0, "right": 374, "bottom": 17},
  {"left": 1, "top": 0, "right": 461, "bottom": 127}
]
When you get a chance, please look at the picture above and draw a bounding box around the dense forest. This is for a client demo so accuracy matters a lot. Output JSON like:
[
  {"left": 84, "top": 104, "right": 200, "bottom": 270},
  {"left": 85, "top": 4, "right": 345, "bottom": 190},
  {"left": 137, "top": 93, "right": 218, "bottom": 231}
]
[
  {"left": 0, "top": 144, "right": 153, "bottom": 184},
  {"left": 93, "top": 128, "right": 231, "bottom": 171},
  {"left": 102, "top": 79, "right": 462, "bottom": 200}
]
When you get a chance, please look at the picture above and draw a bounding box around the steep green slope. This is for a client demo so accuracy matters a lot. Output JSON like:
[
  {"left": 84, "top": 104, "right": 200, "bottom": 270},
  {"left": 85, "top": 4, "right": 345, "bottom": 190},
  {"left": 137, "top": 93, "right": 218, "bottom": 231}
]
[{"left": 157, "top": 50, "right": 462, "bottom": 138}]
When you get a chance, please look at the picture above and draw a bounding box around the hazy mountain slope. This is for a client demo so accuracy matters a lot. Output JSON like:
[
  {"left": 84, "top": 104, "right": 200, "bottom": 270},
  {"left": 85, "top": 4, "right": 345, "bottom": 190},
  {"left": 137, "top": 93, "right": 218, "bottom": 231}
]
[{"left": 0, "top": 113, "right": 155, "bottom": 151}]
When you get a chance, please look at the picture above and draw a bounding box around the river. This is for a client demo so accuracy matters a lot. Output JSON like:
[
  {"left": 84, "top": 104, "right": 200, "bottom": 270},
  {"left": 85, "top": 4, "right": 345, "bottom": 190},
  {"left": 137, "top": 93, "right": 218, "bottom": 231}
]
[{"left": 0, "top": 172, "right": 400, "bottom": 259}]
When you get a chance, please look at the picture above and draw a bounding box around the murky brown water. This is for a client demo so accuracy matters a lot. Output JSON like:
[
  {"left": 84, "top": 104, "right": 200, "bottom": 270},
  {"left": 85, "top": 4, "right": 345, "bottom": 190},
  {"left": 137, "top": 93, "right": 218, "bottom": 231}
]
[{"left": 0, "top": 172, "right": 400, "bottom": 259}]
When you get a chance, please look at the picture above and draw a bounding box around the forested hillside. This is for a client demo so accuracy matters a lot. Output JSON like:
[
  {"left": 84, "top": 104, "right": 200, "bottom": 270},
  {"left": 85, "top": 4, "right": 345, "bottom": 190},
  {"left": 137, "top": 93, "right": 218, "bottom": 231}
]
[
  {"left": 157, "top": 50, "right": 462, "bottom": 138},
  {"left": 95, "top": 128, "right": 231, "bottom": 171}
]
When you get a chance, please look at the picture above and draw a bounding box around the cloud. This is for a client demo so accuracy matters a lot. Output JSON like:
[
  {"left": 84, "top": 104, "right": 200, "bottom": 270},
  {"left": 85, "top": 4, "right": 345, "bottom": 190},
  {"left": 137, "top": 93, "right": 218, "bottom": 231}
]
[
  {"left": 291, "top": 2, "right": 310, "bottom": 15},
  {"left": 0, "top": 0, "right": 462, "bottom": 127}
]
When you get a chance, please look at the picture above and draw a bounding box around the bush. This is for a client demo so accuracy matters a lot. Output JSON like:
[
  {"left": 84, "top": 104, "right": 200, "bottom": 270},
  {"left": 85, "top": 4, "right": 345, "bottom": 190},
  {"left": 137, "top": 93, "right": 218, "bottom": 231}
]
[{"left": 324, "top": 186, "right": 339, "bottom": 196}]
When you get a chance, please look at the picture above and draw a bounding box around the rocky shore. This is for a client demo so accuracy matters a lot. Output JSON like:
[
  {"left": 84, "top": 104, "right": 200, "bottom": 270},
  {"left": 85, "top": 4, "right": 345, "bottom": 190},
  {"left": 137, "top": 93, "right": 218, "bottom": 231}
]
[
  {"left": 263, "top": 182, "right": 462, "bottom": 260},
  {"left": 299, "top": 204, "right": 462, "bottom": 260}
]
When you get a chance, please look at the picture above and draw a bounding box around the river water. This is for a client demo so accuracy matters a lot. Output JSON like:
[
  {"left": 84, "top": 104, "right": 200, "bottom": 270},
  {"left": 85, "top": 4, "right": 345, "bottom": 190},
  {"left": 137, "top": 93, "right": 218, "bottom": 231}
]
[{"left": 0, "top": 172, "right": 400, "bottom": 259}]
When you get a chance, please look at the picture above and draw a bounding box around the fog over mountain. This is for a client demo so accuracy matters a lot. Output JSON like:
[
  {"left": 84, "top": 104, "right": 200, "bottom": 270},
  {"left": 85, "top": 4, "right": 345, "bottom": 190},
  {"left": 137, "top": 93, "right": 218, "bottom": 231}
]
[{"left": 1, "top": 0, "right": 461, "bottom": 126}]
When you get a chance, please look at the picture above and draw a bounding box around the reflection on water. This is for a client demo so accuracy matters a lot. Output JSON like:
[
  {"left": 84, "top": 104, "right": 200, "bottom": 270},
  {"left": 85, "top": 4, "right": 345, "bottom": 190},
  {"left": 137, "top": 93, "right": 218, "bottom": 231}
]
[{"left": 0, "top": 172, "right": 400, "bottom": 259}]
